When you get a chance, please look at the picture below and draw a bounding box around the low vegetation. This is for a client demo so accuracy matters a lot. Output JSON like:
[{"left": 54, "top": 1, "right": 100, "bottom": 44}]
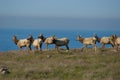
[{"left": 0, "top": 48, "right": 120, "bottom": 80}]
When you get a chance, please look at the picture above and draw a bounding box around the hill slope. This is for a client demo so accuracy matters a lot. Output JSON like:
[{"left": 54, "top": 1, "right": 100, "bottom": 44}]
[{"left": 0, "top": 48, "right": 120, "bottom": 80}]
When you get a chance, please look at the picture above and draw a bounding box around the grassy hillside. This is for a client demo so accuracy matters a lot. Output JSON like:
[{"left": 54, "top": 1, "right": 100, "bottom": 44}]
[{"left": 0, "top": 48, "right": 120, "bottom": 80}]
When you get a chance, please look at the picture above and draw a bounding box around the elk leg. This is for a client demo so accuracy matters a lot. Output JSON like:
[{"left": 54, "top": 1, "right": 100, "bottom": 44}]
[
  {"left": 35, "top": 46, "right": 38, "bottom": 50},
  {"left": 93, "top": 44, "right": 97, "bottom": 52},
  {"left": 40, "top": 43, "right": 42, "bottom": 51},
  {"left": 101, "top": 44, "right": 105, "bottom": 48},
  {"left": 81, "top": 45, "right": 86, "bottom": 51},
  {"left": 46, "top": 44, "right": 48, "bottom": 50},
  {"left": 66, "top": 44, "right": 69, "bottom": 50},
  {"left": 19, "top": 46, "right": 22, "bottom": 51}
]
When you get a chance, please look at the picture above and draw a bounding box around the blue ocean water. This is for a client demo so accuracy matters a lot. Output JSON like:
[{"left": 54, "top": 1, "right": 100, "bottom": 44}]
[{"left": 0, "top": 28, "right": 119, "bottom": 51}]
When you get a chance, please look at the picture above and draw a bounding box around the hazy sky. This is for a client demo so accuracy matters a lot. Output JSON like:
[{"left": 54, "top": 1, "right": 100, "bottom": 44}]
[{"left": 0, "top": 0, "right": 120, "bottom": 30}]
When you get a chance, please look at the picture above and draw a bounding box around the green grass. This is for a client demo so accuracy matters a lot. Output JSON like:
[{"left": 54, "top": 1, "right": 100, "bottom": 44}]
[{"left": 0, "top": 48, "right": 120, "bottom": 80}]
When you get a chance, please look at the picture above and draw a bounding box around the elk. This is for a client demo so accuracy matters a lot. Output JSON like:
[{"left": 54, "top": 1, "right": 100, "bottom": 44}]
[
  {"left": 77, "top": 35, "right": 97, "bottom": 52},
  {"left": 38, "top": 34, "right": 54, "bottom": 49},
  {"left": 110, "top": 34, "right": 120, "bottom": 50},
  {"left": 52, "top": 36, "right": 69, "bottom": 50},
  {"left": 94, "top": 34, "right": 114, "bottom": 48},
  {"left": 12, "top": 35, "right": 34, "bottom": 50}
]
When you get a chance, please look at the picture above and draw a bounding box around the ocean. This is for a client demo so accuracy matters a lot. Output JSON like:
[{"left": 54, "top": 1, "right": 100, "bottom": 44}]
[{"left": 0, "top": 28, "right": 119, "bottom": 52}]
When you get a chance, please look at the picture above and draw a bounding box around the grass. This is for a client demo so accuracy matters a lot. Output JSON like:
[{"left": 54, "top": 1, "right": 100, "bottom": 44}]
[{"left": 0, "top": 48, "right": 120, "bottom": 80}]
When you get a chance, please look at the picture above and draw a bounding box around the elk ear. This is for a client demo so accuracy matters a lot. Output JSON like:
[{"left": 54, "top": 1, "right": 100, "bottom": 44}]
[
  {"left": 93, "top": 33, "right": 97, "bottom": 36},
  {"left": 29, "top": 35, "right": 32, "bottom": 38},
  {"left": 13, "top": 35, "right": 16, "bottom": 37},
  {"left": 79, "top": 35, "right": 82, "bottom": 37},
  {"left": 39, "top": 33, "right": 43, "bottom": 36},
  {"left": 52, "top": 35, "right": 55, "bottom": 38},
  {"left": 13, "top": 35, "right": 17, "bottom": 39},
  {"left": 113, "top": 34, "right": 117, "bottom": 37},
  {"left": 94, "top": 33, "right": 97, "bottom": 36}
]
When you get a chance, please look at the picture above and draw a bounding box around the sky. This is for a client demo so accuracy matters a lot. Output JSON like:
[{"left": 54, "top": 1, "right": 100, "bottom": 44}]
[{"left": 0, "top": 0, "right": 120, "bottom": 30}]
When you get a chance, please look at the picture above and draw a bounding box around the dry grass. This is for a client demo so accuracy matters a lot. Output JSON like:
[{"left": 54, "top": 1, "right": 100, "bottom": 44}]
[{"left": 0, "top": 48, "right": 120, "bottom": 80}]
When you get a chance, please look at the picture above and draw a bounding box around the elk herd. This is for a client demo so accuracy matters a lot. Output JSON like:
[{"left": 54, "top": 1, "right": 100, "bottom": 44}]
[{"left": 12, "top": 33, "right": 120, "bottom": 52}]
